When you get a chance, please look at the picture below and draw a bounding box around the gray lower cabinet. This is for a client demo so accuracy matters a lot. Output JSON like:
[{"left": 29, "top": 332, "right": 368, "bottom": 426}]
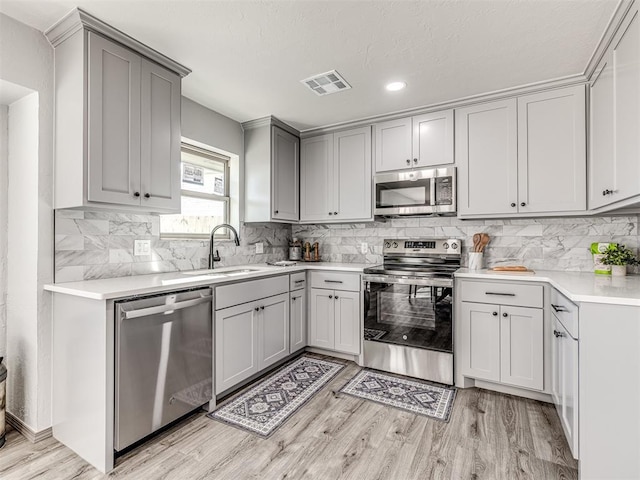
[
  {"left": 215, "top": 276, "right": 290, "bottom": 394},
  {"left": 308, "top": 288, "right": 360, "bottom": 355},
  {"left": 290, "top": 289, "right": 307, "bottom": 353}
]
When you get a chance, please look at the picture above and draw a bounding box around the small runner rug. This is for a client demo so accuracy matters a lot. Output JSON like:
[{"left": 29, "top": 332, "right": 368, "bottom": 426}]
[
  {"left": 339, "top": 369, "right": 456, "bottom": 422},
  {"left": 208, "top": 355, "right": 344, "bottom": 437}
]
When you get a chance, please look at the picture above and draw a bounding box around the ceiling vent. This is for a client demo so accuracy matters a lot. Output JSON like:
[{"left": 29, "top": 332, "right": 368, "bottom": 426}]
[{"left": 301, "top": 70, "right": 351, "bottom": 96}]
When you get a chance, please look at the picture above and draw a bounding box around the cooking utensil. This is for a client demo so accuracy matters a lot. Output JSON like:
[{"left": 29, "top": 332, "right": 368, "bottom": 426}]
[
  {"left": 479, "top": 233, "right": 490, "bottom": 253},
  {"left": 472, "top": 233, "right": 481, "bottom": 252},
  {"left": 490, "top": 266, "right": 528, "bottom": 271}
]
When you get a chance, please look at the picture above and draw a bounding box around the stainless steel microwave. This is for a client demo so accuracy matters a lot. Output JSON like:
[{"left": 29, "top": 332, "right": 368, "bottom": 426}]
[{"left": 374, "top": 167, "right": 456, "bottom": 216}]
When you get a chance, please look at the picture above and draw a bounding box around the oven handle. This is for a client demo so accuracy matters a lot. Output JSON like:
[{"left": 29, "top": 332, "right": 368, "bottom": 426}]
[
  {"left": 362, "top": 274, "right": 453, "bottom": 288},
  {"left": 122, "top": 295, "right": 212, "bottom": 320}
]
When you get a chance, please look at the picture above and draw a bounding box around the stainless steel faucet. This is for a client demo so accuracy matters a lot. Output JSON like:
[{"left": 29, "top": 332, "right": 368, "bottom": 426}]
[{"left": 208, "top": 224, "right": 240, "bottom": 268}]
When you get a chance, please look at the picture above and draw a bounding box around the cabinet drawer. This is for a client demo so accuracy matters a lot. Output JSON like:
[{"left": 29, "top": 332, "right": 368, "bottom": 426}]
[
  {"left": 290, "top": 272, "right": 306, "bottom": 291},
  {"left": 550, "top": 288, "right": 578, "bottom": 338},
  {"left": 310, "top": 271, "right": 361, "bottom": 292},
  {"left": 216, "top": 275, "right": 289, "bottom": 310},
  {"left": 460, "top": 280, "right": 543, "bottom": 308}
]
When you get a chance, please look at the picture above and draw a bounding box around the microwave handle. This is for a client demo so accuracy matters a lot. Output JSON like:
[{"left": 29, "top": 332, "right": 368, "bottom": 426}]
[{"left": 430, "top": 177, "right": 437, "bottom": 207}]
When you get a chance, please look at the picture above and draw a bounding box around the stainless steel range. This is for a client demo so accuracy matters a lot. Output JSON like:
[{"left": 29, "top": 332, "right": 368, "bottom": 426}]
[{"left": 362, "top": 238, "right": 461, "bottom": 385}]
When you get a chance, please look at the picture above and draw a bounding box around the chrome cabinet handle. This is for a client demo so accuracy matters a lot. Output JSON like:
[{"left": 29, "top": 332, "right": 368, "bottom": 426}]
[
  {"left": 485, "top": 292, "right": 516, "bottom": 297},
  {"left": 551, "top": 304, "right": 567, "bottom": 312},
  {"left": 553, "top": 330, "right": 565, "bottom": 338},
  {"left": 324, "top": 280, "right": 343, "bottom": 284},
  {"left": 294, "top": 280, "right": 305, "bottom": 284}
]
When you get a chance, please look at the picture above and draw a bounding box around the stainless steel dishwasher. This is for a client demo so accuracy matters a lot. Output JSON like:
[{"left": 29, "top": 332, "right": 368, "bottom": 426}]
[{"left": 115, "top": 287, "right": 213, "bottom": 452}]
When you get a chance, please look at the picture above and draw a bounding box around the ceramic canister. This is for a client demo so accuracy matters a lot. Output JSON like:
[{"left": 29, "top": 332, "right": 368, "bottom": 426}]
[{"left": 0, "top": 357, "right": 6, "bottom": 448}]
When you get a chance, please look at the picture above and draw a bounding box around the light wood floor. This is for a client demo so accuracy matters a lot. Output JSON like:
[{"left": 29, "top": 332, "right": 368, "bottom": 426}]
[{"left": 0, "top": 358, "right": 578, "bottom": 480}]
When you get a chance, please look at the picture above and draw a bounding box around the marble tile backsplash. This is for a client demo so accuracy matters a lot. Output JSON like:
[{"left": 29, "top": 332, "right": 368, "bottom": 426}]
[
  {"left": 292, "top": 215, "right": 640, "bottom": 272},
  {"left": 54, "top": 210, "right": 290, "bottom": 282}
]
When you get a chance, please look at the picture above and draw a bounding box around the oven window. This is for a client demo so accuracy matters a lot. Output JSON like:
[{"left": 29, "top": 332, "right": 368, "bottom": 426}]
[
  {"left": 364, "top": 282, "right": 452, "bottom": 353},
  {"left": 376, "top": 180, "right": 431, "bottom": 208}
]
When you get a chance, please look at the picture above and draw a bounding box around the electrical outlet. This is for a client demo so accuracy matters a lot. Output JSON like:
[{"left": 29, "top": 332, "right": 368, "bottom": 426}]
[
  {"left": 134, "top": 239, "right": 151, "bottom": 256},
  {"left": 255, "top": 242, "right": 264, "bottom": 254},
  {"left": 360, "top": 242, "right": 368, "bottom": 254}
]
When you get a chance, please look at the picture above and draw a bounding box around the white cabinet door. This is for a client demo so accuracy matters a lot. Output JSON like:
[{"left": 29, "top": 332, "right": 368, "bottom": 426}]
[
  {"left": 412, "top": 110, "right": 454, "bottom": 167},
  {"left": 334, "top": 127, "right": 372, "bottom": 221},
  {"left": 589, "top": 53, "right": 616, "bottom": 209},
  {"left": 456, "top": 99, "right": 518, "bottom": 216},
  {"left": 334, "top": 290, "right": 360, "bottom": 355},
  {"left": 613, "top": 7, "right": 640, "bottom": 204},
  {"left": 459, "top": 302, "right": 501, "bottom": 382},
  {"left": 215, "top": 302, "right": 258, "bottom": 393},
  {"left": 309, "top": 288, "right": 335, "bottom": 350},
  {"left": 517, "top": 86, "right": 586, "bottom": 213},
  {"left": 499, "top": 306, "right": 544, "bottom": 390},
  {"left": 272, "top": 126, "right": 299, "bottom": 221},
  {"left": 140, "top": 59, "right": 181, "bottom": 212},
  {"left": 374, "top": 117, "right": 412, "bottom": 172},
  {"left": 551, "top": 315, "right": 562, "bottom": 406},
  {"left": 87, "top": 32, "right": 141, "bottom": 206},
  {"left": 259, "top": 293, "right": 289, "bottom": 369},
  {"left": 300, "top": 134, "right": 333, "bottom": 222},
  {"left": 561, "top": 326, "right": 579, "bottom": 459},
  {"left": 290, "top": 290, "right": 306, "bottom": 353}
]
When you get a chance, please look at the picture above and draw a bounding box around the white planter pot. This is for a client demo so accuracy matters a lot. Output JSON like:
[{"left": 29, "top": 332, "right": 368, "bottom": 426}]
[{"left": 611, "top": 265, "right": 627, "bottom": 277}]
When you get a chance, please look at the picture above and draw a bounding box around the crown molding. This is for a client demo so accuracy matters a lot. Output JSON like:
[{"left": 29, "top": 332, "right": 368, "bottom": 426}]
[
  {"left": 583, "top": 0, "right": 635, "bottom": 80},
  {"left": 241, "top": 115, "right": 300, "bottom": 136},
  {"left": 300, "top": 73, "right": 587, "bottom": 137},
  {"left": 44, "top": 7, "right": 191, "bottom": 78}
]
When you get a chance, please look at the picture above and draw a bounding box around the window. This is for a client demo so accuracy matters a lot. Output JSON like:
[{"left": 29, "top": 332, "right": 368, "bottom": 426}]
[{"left": 160, "top": 144, "right": 230, "bottom": 239}]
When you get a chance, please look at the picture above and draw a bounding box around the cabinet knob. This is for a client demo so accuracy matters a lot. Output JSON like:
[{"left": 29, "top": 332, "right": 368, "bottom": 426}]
[
  {"left": 553, "top": 330, "right": 565, "bottom": 338},
  {"left": 492, "top": 312, "right": 498, "bottom": 316},
  {"left": 329, "top": 295, "right": 333, "bottom": 299},
  {"left": 134, "top": 192, "right": 140, "bottom": 197},
  {"left": 260, "top": 306, "right": 265, "bottom": 310},
  {"left": 255, "top": 307, "right": 260, "bottom": 312},
  {"left": 502, "top": 312, "right": 508, "bottom": 317},
  {"left": 333, "top": 211, "right": 338, "bottom": 215},
  {"left": 144, "top": 193, "right": 150, "bottom": 199},
  {"left": 406, "top": 159, "right": 410, "bottom": 165},
  {"left": 413, "top": 158, "right": 418, "bottom": 164},
  {"left": 275, "top": 210, "right": 279, "bottom": 214},
  {"left": 335, "top": 296, "right": 339, "bottom": 300},
  {"left": 328, "top": 212, "right": 333, "bottom": 215},
  {"left": 510, "top": 203, "right": 516, "bottom": 208},
  {"left": 292, "top": 297, "right": 296, "bottom": 302},
  {"left": 602, "top": 189, "right": 613, "bottom": 196},
  {"left": 520, "top": 202, "right": 526, "bottom": 207}
]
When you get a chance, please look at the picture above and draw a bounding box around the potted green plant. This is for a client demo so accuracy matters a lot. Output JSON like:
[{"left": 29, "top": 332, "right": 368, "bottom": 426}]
[{"left": 601, "top": 244, "right": 639, "bottom": 276}]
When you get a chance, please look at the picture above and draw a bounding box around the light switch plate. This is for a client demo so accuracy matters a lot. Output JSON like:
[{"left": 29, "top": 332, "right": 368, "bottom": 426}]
[
  {"left": 360, "top": 242, "right": 368, "bottom": 254},
  {"left": 255, "top": 242, "right": 264, "bottom": 254},
  {"left": 134, "top": 239, "right": 151, "bottom": 256}
]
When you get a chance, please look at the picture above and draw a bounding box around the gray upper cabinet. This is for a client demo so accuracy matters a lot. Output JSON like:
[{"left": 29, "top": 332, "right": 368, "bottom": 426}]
[
  {"left": 374, "top": 110, "right": 454, "bottom": 173},
  {"left": 300, "top": 126, "right": 372, "bottom": 223},
  {"left": 590, "top": 4, "right": 640, "bottom": 211},
  {"left": 46, "top": 10, "right": 188, "bottom": 213},
  {"left": 244, "top": 118, "right": 300, "bottom": 223},
  {"left": 457, "top": 85, "right": 586, "bottom": 217}
]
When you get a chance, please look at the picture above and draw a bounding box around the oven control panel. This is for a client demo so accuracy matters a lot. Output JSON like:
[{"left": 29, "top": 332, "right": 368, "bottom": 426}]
[{"left": 383, "top": 238, "right": 461, "bottom": 256}]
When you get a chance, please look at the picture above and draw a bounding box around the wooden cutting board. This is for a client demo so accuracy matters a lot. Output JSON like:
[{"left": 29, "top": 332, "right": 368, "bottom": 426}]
[{"left": 489, "top": 266, "right": 535, "bottom": 274}]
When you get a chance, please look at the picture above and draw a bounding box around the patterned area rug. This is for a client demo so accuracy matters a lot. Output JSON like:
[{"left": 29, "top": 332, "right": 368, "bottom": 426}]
[
  {"left": 363, "top": 328, "right": 387, "bottom": 341},
  {"left": 208, "top": 356, "right": 344, "bottom": 437},
  {"left": 339, "top": 369, "right": 456, "bottom": 422}
]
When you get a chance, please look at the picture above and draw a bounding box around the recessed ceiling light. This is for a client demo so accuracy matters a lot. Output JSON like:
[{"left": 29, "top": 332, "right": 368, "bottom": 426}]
[{"left": 386, "top": 81, "right": 406, "bottom": 92}]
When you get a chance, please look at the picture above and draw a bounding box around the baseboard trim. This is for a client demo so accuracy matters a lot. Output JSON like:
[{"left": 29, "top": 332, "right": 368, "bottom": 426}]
[
  {"left": 6, "top": 412, "right": 53, "bottom": 443},
  {"left": 304, "top": 347, "right": 358, "bottom": 363},
  {"left": 468, "top": 379, "right": 553, "bottom": 404}
]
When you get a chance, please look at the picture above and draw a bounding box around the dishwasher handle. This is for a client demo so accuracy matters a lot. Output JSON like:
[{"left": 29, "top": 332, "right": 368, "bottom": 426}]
[{"left": 122, "top": 295, "right": 212, "bottom": 320}]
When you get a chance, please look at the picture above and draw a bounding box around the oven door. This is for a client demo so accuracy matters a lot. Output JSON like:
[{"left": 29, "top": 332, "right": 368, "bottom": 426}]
[{"left": 363, "top": 279, "right": 452, "bottom": 353}]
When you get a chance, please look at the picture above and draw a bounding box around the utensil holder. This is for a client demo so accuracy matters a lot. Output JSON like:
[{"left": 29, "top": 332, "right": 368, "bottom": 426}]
[{"left": 468, "top": 252, "right": 484, "bottom": 270}]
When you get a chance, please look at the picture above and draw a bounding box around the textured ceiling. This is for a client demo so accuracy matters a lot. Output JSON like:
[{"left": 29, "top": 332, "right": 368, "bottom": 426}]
[{"left": 0, "top": 0, "right": 619, "bottom": 130}]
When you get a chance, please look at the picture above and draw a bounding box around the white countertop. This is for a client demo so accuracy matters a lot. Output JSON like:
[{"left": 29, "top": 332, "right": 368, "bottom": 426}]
[
  {"left": 455, "top": 269, "right": 640, "bottom": 307},
  {"left": 44, "top": 262, "right": 368, "bottom": 300}
]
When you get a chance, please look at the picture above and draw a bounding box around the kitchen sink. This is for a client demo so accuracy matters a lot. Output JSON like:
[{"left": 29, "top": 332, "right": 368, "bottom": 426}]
[
  {"left": 181, "top": 268, "right": 260, "bottom": 276},
  {"left": 221, "top": 269, "right": 259, "bottom": 276}
]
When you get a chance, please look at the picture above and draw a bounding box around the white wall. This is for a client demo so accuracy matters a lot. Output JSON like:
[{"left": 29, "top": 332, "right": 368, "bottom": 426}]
[
  {"left": 0, "top": 105, "right": 7, "bottom": 359},
  {"left": 0, "top": 13, "right": 54, "bottom": 432}
]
